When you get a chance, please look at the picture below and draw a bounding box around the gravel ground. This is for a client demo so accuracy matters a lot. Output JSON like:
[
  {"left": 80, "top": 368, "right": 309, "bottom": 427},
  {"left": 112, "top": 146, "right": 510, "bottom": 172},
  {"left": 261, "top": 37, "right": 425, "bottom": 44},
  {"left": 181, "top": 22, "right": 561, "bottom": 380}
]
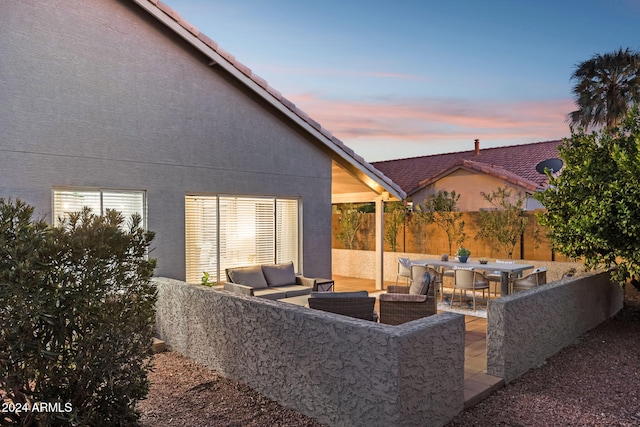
[{"left": 138, "top": 286, "right": 640, "bottom": 427}]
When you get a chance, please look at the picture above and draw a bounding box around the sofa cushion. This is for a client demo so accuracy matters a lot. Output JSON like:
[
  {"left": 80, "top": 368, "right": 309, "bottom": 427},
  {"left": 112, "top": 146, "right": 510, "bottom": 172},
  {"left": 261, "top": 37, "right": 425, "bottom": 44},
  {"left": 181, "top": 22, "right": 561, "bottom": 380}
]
[
  {"left": 379, "top": 293, "right": 427, "bottom": 303},
  {"left": 262, "top": 262, "right": 296, "bottom": 287},
  {"left": 227, "top": 265, "right": 268, "bottom": 289},
  {"left": 270, "top": 285, "right": 312, "bottom": 298},
  {"left": 253, "top": 288, "right": 289, "bottom": 300}
]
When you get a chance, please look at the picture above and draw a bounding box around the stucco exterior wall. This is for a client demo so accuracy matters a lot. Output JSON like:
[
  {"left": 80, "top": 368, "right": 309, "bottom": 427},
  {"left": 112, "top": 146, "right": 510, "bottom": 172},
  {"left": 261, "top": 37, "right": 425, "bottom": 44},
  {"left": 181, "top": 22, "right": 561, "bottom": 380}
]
[
  {"left": 487, "top": 271, "right": 623, "bottom": 383},
  {"left": 411, "top": 169, "right": 537, "bottom": 211},
  {"left": 0, "top": 0, "right": 333, "bottom": 280},
  {"left": 153, "top": 277, "right": 466, "bottom": 427}
]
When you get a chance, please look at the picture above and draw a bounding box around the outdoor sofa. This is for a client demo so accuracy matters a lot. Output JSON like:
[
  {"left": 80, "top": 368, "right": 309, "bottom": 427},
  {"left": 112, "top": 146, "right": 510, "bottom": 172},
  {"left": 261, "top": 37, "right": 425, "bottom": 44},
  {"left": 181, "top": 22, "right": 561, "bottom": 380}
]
[{"left": 223, "top": 262, "right": 316, "bottom": 300}]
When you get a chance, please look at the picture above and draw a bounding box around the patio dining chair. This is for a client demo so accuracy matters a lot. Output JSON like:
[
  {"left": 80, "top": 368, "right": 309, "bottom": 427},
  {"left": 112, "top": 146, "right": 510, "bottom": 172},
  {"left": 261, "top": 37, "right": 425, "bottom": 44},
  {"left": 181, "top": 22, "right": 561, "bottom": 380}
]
[
  {"left": 512, "top": 267, "right": 547, "bottom": 292},
  {"left": 395, "top": 257, "right": 413, "bottom": 287},
  {"left": 440, "top": 267, "right": 455, "bottom": 301},
  {"left": 484, "top": 259, "right": 515, "bottom": 296},
  {"left": 452, "top": 268, "right": 491, "bottom": 311}
]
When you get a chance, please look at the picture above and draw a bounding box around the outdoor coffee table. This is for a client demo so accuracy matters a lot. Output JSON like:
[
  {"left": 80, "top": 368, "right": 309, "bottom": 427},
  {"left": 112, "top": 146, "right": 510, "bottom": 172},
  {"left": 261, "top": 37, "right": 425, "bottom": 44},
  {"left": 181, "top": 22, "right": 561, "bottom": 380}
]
[{"left": 277, "top": 294, "right": 310, "bottom": 307}]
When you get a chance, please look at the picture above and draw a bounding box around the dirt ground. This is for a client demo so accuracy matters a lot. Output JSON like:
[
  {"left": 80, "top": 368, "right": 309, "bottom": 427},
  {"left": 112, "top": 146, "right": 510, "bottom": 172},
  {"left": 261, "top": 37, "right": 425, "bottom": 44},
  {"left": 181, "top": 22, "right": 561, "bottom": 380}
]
[{"left": 138, "top": 285, "right": 640, "bottom": 426}]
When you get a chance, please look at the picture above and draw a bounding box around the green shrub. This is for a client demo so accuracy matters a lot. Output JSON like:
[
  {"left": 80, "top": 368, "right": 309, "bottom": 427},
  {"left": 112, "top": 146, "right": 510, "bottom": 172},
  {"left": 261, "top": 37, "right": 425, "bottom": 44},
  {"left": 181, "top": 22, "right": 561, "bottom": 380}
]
[{"left": 0, "top": 199, "right": 157, "bottom": 426}]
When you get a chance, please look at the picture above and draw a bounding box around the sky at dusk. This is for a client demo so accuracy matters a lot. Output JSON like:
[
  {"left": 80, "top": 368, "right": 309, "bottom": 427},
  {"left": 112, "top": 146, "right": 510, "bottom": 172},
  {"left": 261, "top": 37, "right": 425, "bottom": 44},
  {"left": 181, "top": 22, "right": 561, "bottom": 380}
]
[{"left": 173, "top": 0, "right": 640, "bottom": 162}]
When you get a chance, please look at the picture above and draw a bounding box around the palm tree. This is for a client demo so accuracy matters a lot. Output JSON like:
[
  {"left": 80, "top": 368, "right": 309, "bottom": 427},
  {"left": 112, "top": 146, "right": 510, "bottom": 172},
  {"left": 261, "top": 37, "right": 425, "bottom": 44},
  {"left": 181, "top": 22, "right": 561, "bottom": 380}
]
[{"left": 568, "top": 48, "right": 640, "bottom": 129}]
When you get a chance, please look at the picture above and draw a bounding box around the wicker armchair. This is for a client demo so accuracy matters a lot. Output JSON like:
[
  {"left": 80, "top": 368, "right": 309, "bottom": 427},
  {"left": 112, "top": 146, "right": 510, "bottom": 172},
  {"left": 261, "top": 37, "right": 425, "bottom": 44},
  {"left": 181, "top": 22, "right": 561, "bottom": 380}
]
[
  {"left": 379, "top": 264, "right": 437, "bottom": 325},
  {"left": 308, "top": 291, "right": 377, "bottom": 321}
]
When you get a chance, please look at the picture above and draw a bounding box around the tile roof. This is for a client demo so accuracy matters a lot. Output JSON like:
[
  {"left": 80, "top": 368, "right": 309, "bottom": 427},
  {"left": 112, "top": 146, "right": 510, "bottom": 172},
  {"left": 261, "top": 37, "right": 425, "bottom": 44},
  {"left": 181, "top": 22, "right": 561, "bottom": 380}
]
[
  {"left": 131, "top": 0, "right": 405, "bottom": 200},
  {"left": 372, "top": 140, "right": 564, "bottom": 195}
]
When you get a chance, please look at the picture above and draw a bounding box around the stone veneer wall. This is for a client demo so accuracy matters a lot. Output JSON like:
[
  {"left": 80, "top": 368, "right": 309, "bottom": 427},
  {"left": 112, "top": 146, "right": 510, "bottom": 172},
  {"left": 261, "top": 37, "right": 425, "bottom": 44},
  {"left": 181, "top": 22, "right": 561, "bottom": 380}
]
[
  {"left": 153, "top": 278, "right": 466, "bottom": 427},
  {"left": 332, "top": 249, "right": 583, "bottom": 284},
  {"left": 486, "top": 271, "right": 623, "bottom": 383}
]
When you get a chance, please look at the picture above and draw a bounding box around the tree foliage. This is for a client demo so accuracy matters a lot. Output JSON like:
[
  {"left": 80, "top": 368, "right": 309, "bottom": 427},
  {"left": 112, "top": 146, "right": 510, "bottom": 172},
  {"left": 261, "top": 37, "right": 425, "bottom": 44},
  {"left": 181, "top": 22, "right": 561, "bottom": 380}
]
[
  {"left": 0, "top": 199, "right": 157, "bottom": 426},
  {"left": 335, "top": 203, "right": 366, "bottom": 250},
  {"left": 384, "top": 201, "right": 409, "bottom": 252},
  {"left": 568, "top": 48, "right": 640, "bottom": 129},
  {"left": 475, "top": 187, "right": 528, "bottom": 258},
  {"left": 415, "top": 190, "right": 465, "bottom": 255},
  {"left": 535, "top": 107, "right": 640, "bottom": 284}
]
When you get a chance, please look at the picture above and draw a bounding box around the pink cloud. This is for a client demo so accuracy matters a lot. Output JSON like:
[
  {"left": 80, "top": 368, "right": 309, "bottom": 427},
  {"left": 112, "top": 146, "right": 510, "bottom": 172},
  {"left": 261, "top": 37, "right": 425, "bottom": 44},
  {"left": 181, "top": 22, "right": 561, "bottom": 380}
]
[{"left": 288, "top": 93, "right": 574, "bottom": 145}]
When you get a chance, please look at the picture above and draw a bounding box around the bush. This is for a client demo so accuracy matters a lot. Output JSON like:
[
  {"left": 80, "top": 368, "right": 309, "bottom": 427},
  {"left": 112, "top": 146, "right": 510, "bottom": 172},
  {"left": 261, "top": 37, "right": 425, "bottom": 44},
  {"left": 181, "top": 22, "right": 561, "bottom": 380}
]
[{"left": 0, "top": 199, "right": 157, "bottom": 426}]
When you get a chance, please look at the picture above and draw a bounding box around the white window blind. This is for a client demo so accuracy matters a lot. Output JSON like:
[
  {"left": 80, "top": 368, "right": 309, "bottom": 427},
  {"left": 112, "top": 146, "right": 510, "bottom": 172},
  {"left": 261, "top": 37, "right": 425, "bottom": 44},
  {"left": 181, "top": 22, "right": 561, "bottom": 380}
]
[
  {"left": 102, "top": 191, "right": 145, "bottom": 227},
  {"left": 276, "top": 199, "right": 299, "bottom": 265},
  {"left": 53, "top": 190, "right": 101, "bottom": 223},
  {"left": 185, "top": 196, "right": 218, "bottom": 285},
  {"left": 53, "top": 188, "right": 145, "bottom": 228},
  {"left": 185, "top": 195, "right": 300, "bottom": 284}
]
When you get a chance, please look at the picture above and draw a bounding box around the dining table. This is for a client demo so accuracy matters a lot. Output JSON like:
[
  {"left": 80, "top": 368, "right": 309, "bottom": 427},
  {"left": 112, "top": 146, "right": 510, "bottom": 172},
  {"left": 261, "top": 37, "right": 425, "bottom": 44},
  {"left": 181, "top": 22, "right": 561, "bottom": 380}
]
[{"left": 413, "top": 258, "right": 535, "bottom": 296}]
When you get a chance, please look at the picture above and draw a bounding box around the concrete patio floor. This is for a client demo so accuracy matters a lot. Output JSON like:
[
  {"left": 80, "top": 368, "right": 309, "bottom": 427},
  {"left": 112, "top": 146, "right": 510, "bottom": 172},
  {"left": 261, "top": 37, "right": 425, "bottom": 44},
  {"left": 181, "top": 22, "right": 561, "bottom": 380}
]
[{"left": 332, "top": 275, "right": 504, "bottom": 409}]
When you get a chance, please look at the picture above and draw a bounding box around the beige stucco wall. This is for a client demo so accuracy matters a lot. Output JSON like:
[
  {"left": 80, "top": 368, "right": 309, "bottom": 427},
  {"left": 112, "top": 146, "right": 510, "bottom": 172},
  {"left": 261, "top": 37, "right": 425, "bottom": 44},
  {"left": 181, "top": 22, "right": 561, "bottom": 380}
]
[
  {"left": 411, "top": 169, "right": 537, "bottom": 211},
  {"left": 153, "top": 278, "right": 466, "bottom": 427}
]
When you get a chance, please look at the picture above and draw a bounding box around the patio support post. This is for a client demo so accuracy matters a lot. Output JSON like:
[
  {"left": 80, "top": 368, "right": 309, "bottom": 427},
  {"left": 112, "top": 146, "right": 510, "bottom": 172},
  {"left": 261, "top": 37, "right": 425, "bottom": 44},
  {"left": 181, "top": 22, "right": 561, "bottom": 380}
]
[{"left": 375, "top": 193, "right": 388, "bottom": 290}]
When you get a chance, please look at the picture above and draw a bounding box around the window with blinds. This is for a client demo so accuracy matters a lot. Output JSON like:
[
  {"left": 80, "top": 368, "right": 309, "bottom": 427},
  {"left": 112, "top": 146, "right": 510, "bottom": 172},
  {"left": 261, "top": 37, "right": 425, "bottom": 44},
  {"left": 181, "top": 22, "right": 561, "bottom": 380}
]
[
  {"left": 52, "top": 188, "right": 145, "bottom": 228},
  {"left": 185, "top": 195, "right": 300, "bottom": 284}
]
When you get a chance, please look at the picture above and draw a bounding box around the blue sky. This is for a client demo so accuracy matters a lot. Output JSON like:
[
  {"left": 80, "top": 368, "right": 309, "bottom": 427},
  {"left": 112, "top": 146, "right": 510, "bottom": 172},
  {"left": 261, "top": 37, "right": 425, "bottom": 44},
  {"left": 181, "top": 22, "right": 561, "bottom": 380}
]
[{"left": 173, "top": 0, "right": 640, "bottom": 161}]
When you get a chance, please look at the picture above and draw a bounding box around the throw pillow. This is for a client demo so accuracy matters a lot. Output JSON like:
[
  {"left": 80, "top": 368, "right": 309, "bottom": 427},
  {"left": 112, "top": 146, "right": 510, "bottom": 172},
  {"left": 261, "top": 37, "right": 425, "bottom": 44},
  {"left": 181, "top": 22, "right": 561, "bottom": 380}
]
[
  {"left": 409, "top": 271, "right": 430, "bottom": 296},
  {"left": 261, "top": 262, "right": 296, "bottom": 287},
  {"left": 228, "top": 265, "right": 268, "bottom": 289}
]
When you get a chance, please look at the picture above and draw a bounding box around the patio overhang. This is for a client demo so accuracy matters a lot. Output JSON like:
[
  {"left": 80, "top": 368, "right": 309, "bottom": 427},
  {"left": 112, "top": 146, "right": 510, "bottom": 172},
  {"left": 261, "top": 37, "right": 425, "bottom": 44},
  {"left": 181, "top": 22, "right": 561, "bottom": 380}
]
[
  {"left": 331, "top": 160, "right": 403, "bottom": 290},
  {"left": 332, "top": 161, "right": 400, "bottom": 203}
]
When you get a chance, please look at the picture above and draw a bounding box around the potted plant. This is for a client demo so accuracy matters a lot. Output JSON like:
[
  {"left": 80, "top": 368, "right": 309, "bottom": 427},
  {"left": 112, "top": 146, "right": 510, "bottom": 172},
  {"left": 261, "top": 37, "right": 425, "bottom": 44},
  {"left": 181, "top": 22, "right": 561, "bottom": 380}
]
[
  {"left": 456, "top": 246, "right": 471, "bottom": 263},
  {"left": 479, "top": 257, "right": 488, "bottom": 264}
]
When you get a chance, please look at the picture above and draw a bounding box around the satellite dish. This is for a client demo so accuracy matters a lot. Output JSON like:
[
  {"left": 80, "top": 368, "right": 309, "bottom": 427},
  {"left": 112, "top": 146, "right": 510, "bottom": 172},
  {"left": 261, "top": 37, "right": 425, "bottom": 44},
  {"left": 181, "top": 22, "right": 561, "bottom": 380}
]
[{"left": 536, "top": 158, "right": 563, "bottom": 174}]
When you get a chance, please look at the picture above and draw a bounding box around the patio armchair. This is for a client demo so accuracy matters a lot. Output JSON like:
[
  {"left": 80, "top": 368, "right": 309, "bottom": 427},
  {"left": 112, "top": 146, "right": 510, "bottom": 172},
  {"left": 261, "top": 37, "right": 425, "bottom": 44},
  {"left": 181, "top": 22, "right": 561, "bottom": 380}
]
[
  {"left": 379, "top": 264, "right": 437, "bottom": 325},
  {"left": 512, "top": 267, "right": 547, "bottom": 292},
  {"left": 452, "top": 268, "right": 491, "bottom": 311}
]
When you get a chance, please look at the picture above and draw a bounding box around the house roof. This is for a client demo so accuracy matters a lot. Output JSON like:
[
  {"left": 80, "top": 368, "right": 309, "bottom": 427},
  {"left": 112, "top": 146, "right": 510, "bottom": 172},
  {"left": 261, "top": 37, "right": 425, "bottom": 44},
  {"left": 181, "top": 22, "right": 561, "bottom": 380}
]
[
  {"left": 129, "top": 0, "right": 405, "bottom": 201},
  {"left": 372, "top": 140, "right": 563, "bottom": 196}
]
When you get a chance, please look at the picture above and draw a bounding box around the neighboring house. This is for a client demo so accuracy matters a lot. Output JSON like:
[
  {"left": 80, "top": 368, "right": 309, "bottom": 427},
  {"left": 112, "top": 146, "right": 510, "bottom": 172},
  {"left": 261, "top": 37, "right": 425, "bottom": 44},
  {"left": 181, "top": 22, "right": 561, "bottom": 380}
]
[
  {"left": 373, "top": 139, "right": 563, "bottom": 211},
  {"left": 0, "top": 0, "right": 404, "bottom": 285}
]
